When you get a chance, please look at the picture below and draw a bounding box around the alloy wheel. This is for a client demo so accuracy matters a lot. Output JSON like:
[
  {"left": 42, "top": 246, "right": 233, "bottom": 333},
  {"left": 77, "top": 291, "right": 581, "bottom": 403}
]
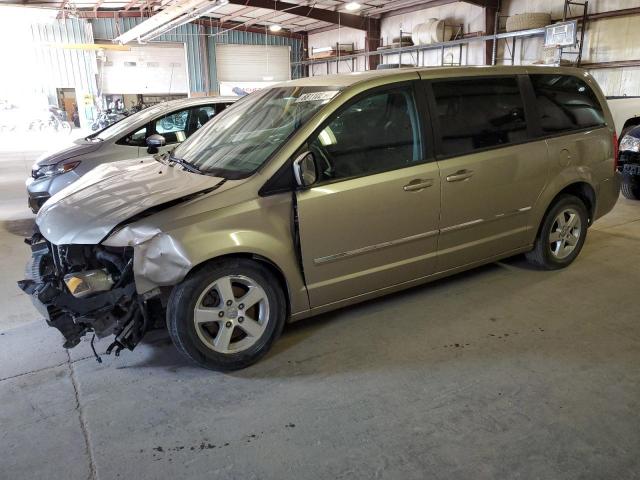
[
  {"left": 549, "top": 208, "right": 582, "bottom": 260},
  {"left": 193, "top": 275, "right": 270, "bottom": 354}
]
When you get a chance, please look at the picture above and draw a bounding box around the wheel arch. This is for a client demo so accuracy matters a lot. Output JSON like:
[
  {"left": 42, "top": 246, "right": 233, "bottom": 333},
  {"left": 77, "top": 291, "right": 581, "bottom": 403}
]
[
  {"left": 554, "top": 181, "right": 596, "bottom": 224},
  {"left": 185, "top": 252, "right": 295, "bottom": 319},
  {"left": 529, "top": 181, "right": 597, "bottom": 246}
]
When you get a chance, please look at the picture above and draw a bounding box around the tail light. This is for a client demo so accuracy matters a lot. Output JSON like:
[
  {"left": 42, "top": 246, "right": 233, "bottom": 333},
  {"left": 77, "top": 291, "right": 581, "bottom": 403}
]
[{"left": 613, "top": 132, "right": 619, "bottom": 173}]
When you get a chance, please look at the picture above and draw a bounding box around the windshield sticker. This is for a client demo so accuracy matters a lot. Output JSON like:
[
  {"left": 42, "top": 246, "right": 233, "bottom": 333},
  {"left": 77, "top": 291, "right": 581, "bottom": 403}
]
[{"left": 295, "top": 91, "right": 339, "bottom": 103}]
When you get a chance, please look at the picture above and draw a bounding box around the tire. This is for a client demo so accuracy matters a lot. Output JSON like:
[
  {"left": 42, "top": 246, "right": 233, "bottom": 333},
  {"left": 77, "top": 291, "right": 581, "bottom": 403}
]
[
  {"left": 506, "top": 13, "right": 551, "bottom": 32},
  {"left": 525, "top": 194, "right": 588, "bottom": 270},
  {"left": 167, "top": 258, "right": 286, "bottom": 370},
  {"left": 621, "top": 181, "right": 640, "bottom": 200}
]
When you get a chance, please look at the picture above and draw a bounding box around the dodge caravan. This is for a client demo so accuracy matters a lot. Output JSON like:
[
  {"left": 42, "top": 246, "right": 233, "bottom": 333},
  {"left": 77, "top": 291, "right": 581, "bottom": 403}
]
[{"left": 19, "top": 66, "right": 620, "bottom": 370}]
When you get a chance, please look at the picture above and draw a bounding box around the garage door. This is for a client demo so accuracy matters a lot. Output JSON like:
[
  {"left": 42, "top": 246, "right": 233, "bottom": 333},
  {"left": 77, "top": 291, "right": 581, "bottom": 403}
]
[
  {"left": 101, "top": 43, "right": 189, "bottom": 94},
  {"left": 215, "top": 44, "right": 290, "bottom": 82}
]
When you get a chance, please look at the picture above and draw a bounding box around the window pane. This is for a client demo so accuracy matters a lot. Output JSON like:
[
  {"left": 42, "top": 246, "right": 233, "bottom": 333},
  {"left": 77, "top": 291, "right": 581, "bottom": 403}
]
[
  {"left": 124, "top": 126, "right": 146, "bottom": 146},
  {"left": 193, "top": 106, "right": 215, "bottom": 128},
  {"left": 433, "top": 77, "right": 527, "bottom": 156},
  {"left": 530, "top": 74, "right": 605, "bottom": 133},
  {"left": 175, "top": 86, "right": 342, "bottom": 178},
  {"left": 309, "top": 88, "right": 422, "bottom": 182},
  {"left": 185, "top": 106, "right": 215, "bottom": 138},
  {"left": 155, "top": 108, "right": 189, "bottom": 143}
]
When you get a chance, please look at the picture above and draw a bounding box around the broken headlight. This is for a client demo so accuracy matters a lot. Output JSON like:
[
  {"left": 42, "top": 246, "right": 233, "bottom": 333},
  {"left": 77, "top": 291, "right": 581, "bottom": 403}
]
[{"left": 63, "top": 269, "right": 114, "bottom": 298}]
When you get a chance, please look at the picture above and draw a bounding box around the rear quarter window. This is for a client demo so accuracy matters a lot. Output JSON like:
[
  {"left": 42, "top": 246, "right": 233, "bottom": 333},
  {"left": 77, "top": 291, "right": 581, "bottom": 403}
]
[{"left": 530, "top": 74, "right": 605, "bottom": 134}]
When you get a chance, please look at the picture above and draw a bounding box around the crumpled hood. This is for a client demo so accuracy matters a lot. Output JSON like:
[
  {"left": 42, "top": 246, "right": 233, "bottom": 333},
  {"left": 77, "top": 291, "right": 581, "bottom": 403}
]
[
  {"left": 37, "top": 157, "right": 231, "bottom": 245},
  {"left": 34, "top": 138, "right": 102, "bottom": 167}
]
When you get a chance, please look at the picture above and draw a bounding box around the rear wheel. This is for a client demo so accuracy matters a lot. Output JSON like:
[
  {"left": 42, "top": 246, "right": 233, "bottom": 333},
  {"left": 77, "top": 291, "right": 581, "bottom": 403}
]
[
  {"left": 526, "top": 195, "right": 588, "bottom": 270},
  {"left": 621, "top": 181, "right": 640, "bottom": 200},
  {"left": 167, "top": 259, "right": 286, "bottom": 370}
]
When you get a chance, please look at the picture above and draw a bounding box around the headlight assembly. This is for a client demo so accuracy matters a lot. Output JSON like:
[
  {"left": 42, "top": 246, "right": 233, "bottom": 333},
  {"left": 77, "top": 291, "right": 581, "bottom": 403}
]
[
  {"left": 64, "top": 270, "right": 113, "bottom": 298},
  {"left": 34, "top": 160, "right": 81, "bottom": 179},
  {"left": 619, "top": 135, "right": 640, "bottom": 153}
]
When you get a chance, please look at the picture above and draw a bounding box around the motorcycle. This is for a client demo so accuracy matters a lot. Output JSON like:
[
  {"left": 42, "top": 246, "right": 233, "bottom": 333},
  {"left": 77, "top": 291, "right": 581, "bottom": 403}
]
[{"left": 90, "top": 109, "right": 126, "bottom": 131}]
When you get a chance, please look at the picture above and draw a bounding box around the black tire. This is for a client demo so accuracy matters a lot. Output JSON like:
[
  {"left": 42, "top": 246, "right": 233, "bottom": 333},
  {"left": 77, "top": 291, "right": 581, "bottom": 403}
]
[
  {"left": 525, "top": 194, "right": 589, "bottom": 270},
  {"left": 621, "top": 181, "right": 640, "bottom": 200},
  {"left": 167, "top": 258, "right": 286, "bottom": 370}
]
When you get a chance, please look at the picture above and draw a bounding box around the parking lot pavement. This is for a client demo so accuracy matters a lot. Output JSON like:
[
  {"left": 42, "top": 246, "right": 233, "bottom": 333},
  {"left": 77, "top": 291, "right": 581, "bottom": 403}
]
[{"left": 2, "top": 194, "right": 640, "bottom": 479}]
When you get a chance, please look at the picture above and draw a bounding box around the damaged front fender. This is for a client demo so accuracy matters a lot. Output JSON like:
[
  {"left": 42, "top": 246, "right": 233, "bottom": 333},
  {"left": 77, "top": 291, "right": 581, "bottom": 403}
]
[{"left": 103, "top": 225, "right": 192, "bottom": 293}]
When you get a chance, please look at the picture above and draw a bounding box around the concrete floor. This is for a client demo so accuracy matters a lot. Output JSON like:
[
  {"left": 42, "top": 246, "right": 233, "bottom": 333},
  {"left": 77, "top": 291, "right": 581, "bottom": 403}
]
[{"left": 1, "top": 145, "right": 639, "bottom": 479}]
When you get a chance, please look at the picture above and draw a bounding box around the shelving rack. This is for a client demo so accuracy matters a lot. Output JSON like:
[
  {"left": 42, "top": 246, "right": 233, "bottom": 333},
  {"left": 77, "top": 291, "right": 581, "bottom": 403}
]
[
  {"left": 375, "top": 24, "right": 465, "bottom": 67},
  {"left": 294, "top": 26, "right": 546, "bottom": 74},
  {"left": 559, "top": 0, "right": 588, "bottom": 66}
]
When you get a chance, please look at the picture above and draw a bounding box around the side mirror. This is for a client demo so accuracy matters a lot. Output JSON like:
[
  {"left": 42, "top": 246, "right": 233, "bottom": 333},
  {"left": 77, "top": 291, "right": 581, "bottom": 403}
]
[
  {"left": 146, "top": 134, "right": 166, "bottom": 154},
  {"left": 292, "top": 152, "right": 317, "bottom": 188}
]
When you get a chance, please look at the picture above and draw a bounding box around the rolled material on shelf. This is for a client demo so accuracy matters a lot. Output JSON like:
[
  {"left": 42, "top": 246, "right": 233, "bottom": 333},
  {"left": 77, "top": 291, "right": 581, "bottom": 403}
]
[
  {"left": 505, "top": 12, "right": 552, "bottom": 32},
  {"left": 431, "top": 19, "right": 454, "bottom": 43},
  {"left": 412, "top": 19, "right": 437, "bottom": 46},
  {"left": 411, "top": 19, "right": 454, "bottom": 45}
]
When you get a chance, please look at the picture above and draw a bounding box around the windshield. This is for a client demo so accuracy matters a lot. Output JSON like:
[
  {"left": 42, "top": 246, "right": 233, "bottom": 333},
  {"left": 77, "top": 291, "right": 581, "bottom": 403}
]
[
  {"left": 173, "top": 86, "right": 343, "bottom": 178},
  {"left": 92, "top": 103, "right": 179, "bottom": 141}
]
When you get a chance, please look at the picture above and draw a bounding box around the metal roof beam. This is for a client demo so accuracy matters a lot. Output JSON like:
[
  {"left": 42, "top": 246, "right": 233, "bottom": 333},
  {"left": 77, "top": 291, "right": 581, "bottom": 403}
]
[{"left": 226, "top": 0, "right": 371, "bottom": 30}]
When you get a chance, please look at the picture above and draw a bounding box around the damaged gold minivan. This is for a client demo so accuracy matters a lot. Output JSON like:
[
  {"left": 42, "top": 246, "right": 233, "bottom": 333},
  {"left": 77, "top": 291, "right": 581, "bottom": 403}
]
[{"left": 19, "top": 66, "right": 620, "bottom": 370}]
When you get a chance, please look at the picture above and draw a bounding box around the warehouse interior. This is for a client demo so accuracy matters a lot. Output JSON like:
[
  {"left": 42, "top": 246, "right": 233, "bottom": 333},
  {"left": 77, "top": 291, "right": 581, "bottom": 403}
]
[{"left": 1, "top": 0, "right": 639, "bottom": 479}]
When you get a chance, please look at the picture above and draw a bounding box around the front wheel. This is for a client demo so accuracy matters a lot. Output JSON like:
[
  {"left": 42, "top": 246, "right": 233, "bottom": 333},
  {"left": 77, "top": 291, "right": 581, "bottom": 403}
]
[
  {"left": 526, "top": 195, "right": 588, "bottom": 270},
  {"left": 167, "top": 259, "right": 286, "bottom": 370}
]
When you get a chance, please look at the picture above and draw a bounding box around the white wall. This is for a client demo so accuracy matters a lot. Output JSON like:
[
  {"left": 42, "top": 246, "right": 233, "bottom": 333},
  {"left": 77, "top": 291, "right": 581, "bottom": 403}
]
[
  {"left": 308, "top": 27, "right": 366, "bottom": 76},
  {"left": 307, "top": 0, "right": 640, "bottom": 96},
  {"left": 307, "top": 2, "right": 487, "bottom": 75},
  {"left": 380, "top": 2, "right": 486, "bottom": 67},
  {"left": 102, "top": 43, "right": 189, "bottom": 95},
  {"left": 500, "top": 0, "right": 640, "bottom": 95},
  {"left": 502, "top": 0, "right": 640, "bottom": 17}
]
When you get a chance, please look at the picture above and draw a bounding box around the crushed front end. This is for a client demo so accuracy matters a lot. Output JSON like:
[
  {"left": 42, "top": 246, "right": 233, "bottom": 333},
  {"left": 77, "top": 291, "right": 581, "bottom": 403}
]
[{"left": 17, "top": 229, "right": 162, "bottom": 356}]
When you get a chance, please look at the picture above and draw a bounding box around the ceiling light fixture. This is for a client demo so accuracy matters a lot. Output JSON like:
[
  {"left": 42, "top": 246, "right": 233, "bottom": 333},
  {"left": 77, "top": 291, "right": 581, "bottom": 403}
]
[
  {"left": 345, "top": 2, "right": 361, "bottom": 11},
  {"left": 269, "top": 24, "right": 282, "bottom": 32},
  {"left": 115, "top": 0, "right": 229, "bottom": 44}
]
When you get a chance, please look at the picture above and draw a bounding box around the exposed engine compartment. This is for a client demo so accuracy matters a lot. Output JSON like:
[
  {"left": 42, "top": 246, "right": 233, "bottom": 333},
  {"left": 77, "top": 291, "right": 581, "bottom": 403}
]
[{"left": 18, "top": 229, "right": 162, "bottom": 357}]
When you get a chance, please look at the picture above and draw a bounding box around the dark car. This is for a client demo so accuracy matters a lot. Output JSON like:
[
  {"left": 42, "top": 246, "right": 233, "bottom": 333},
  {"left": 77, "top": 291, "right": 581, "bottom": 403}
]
[{"left": 618, "top": 125, "right": 640, "bottom": 199}]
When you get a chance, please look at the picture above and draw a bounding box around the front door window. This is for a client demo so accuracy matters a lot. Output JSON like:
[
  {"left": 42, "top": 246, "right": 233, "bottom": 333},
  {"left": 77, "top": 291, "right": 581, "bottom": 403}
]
[{"left": 308, "top": 88, "right": 423, "bottom": 183}]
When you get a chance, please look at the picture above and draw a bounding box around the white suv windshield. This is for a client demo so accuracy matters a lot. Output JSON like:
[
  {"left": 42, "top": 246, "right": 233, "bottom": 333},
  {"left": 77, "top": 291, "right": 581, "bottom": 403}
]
[{"left": 172, "top": 86, "right": 343, "bottom": 179}]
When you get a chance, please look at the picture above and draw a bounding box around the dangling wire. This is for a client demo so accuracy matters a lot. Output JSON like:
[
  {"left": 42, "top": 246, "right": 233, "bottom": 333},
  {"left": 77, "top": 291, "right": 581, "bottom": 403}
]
[{"left": 90, "top": 334, "right": 103, "bottom": 363}]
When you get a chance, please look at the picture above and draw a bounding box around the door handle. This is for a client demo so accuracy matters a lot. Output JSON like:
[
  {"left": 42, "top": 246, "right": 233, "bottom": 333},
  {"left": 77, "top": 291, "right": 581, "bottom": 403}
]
[
  {"left": 446, "top": 169, "right": 474, "bottom": 182},
  {"left": 403, "top": 178, "right": 434, "bottom": 192}
]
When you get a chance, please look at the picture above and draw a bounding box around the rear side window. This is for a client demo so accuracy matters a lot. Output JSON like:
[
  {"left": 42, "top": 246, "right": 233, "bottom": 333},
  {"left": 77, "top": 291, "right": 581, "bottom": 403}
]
[
  {"left": 530, "top": 74, "right": 605, "bottom": 134},
  {"left": 432, "top": 77, "right": 527, "bottom": 157}
]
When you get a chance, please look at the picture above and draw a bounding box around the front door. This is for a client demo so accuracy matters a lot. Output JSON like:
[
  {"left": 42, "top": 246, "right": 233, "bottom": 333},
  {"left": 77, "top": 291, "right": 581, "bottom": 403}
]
[
  {"left": 295, "top": 84, "right": 441, "bottom": 308},
  {"left": 428, "top": 76, "right": 549, "bottom": 271}
]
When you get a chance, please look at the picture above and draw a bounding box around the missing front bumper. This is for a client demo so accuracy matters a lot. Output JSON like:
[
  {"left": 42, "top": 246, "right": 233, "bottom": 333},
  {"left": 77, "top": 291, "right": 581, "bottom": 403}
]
[{"left": 17, "top": 239, "right": 156, "bottom": 355}]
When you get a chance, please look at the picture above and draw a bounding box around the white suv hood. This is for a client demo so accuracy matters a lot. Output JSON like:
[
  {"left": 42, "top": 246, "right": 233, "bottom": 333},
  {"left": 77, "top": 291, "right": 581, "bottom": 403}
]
[{"left": 37, "top": 157, "right": 228, "bottom": 245}]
